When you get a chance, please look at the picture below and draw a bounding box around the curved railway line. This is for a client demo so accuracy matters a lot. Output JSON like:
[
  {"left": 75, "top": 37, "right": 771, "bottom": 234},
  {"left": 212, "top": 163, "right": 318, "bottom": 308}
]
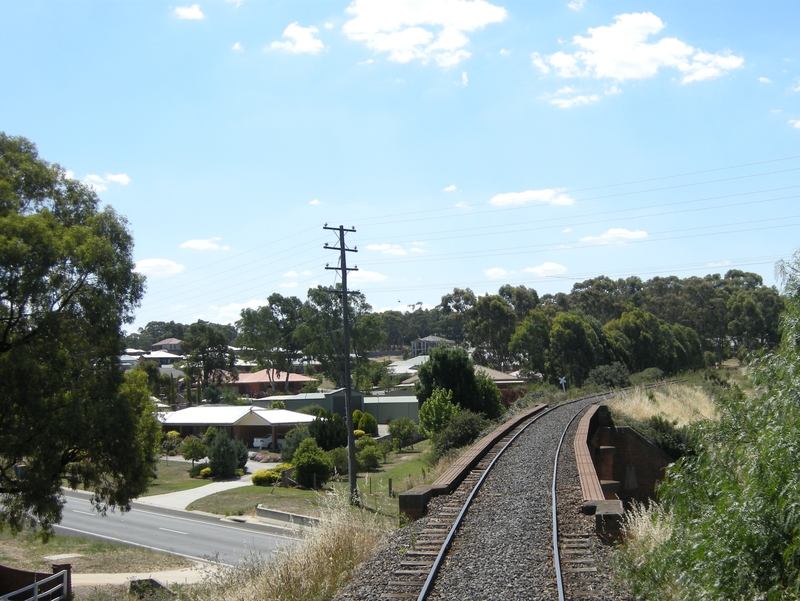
[{"left": 334, "top": 392, "right": 634, "bottom": 601}]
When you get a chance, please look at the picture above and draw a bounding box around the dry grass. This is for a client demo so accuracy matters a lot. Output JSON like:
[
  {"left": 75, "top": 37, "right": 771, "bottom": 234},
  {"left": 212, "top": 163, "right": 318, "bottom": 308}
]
[
  {"left": 187, "top": 491, "right": 391, "bottom": 601},
  {"left": 606, "top": 383, "right": 717, "bottom": 427}
]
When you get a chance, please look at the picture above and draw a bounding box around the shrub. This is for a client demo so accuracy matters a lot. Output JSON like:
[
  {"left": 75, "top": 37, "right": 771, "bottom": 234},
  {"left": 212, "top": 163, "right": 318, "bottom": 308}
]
[
  {"left": 162, "top": 430, "right": 182, "bottom": 456},
  {"left": 353, "top": 429, "right": 366, "bottom": 438},
  {"left": 281, "top": 425, "right": 310, "bottom": 462},
  {"left": 357, "top": 445, "right": 382, "bottom": 472},
  {"left": 388, "top": 417, "right": 418, "bottom": 451},
  {"left": 199, "top": 467, "right": 212, "bottom": 478},
  {"left": 324, "top": 446, "right": 347, "bottom": 477},
  {"left": 418, "top": 388, "right": 459, "bottom": 438},
  {"left": 297, "top": 404, "right": 329, "bottom": 418},
  {"left": 433, "top": 410, "right": 488, "bottom": 459},
  {"left": 292, "top": 438, "right": 332, "bottom": 488},
  {"left": 358, "top": 412, "right": 378, "bottom": 436},
  {"left": 270, "top": 400, "right": 286, "bottom": 409},
  {"left": 252, "top": 469, "right": 281, "bottom": 486},
  {"left": 309, "top": 414, "right": 348, "bottom": 451},
  {"left": 629, "top": 367, "right": 664, "bottom": 386},
  {"left": 181, "top": 436, "right": 207, "bottom": 466},
  {"left": 189, "top": 461, "right": 210, "bottom": 478},
  {"left": 352, "top": 410, "right": 363, "bottom": 426},
  {"left": 585, "top": 362, "right": 631, "bottom": 389},
  {"left": 208, "top": 431, "right": 239, "bottom": 479}
]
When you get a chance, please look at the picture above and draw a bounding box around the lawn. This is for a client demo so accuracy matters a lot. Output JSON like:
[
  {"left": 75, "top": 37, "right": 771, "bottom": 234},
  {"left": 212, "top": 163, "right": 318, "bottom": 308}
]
[
  {"left": 140, "top": 459, "right": 212, "bottom": 496},
  {"left": 187, "top": 440, "right": 436, "bottom": 519},
  {"left": 0, "top": 529, "right": 192, "bottom": 574}
]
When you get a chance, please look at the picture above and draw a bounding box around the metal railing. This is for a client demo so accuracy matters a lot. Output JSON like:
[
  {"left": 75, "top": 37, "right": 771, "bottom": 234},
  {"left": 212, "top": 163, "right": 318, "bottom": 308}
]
[{"left": 0, "top": 570, "right": 68, "bottom": 601}]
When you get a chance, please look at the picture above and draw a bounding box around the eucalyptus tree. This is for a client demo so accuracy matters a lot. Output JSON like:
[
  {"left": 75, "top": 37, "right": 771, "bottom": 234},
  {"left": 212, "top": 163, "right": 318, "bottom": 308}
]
[{"left": 0, "top": 133, "right": 160, "bottom": 535}]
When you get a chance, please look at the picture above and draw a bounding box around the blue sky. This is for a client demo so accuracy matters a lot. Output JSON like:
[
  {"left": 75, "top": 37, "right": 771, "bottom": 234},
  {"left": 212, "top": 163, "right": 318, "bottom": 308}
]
[{"left": 2, "top": 1, "right": 799, "bottom": 331}]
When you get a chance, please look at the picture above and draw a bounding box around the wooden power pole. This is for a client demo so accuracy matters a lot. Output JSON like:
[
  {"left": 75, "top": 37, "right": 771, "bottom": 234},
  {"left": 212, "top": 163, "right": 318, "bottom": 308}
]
[{"left": 324, "top": 224, "right": 359, "bottom": 504}]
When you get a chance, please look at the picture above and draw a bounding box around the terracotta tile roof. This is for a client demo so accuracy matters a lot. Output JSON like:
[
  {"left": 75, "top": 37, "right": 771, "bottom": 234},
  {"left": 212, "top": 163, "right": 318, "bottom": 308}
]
[{"left": 236, "top": 369, "right": 317, "bottom": 384}]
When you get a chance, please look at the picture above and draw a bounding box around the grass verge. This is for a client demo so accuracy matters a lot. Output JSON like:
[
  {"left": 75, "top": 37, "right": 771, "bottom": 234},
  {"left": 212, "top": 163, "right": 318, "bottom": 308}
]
[
  {"left": 141, "top": 459, "right": 212, "bottom": 497},
  {"left": 0, "top": 529, "right": 192, "bottom": 574}
]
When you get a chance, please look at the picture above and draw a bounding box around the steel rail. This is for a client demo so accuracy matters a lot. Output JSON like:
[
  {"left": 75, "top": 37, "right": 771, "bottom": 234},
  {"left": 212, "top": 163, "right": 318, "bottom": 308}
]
[{"left": 416, "top": 394, "right": 606, "bottom": 601}]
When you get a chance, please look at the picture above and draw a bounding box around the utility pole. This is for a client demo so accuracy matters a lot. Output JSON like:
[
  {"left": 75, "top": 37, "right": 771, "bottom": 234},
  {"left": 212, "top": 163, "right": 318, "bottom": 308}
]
[{"left": 324, "top": 224, "right": 359, "bottom": 504}]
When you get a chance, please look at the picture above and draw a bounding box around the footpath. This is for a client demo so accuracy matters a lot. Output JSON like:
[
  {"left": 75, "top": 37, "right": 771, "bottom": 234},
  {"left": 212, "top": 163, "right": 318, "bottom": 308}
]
[{"left": 72, "top": 459, "right": 278, "bottom": 588}]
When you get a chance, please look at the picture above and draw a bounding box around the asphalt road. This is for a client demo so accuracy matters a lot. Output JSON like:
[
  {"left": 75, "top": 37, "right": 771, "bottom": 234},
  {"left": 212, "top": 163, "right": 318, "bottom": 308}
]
[{"left": 55, "top": 491, "right": 298, "bottom": 566}]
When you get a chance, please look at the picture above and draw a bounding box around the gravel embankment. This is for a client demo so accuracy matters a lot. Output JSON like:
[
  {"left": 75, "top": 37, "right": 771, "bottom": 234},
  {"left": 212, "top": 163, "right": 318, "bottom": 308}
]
[{"left": 333, "top": 400, "right": 632, "bottom": 601}]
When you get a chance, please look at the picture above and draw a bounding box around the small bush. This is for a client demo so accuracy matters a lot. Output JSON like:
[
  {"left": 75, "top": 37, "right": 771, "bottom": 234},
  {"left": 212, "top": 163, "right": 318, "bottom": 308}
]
[
  {"left": 199, "top": 467, "right": 212, "bottom": 478},
  {"left": 352, "top": 409, "right": 363, "bottom": 426},
  {"left": 630, "top": 367, "right": 664, "bottom": 386},
  {"left": 585, "top": 362, "right": 631, "bottom": 389},
  {"left": 252, "top": 469, "right": 281, "bottom": 486},
  {"left": 358, "top": 412, "right": 378, "bottom": 436},
  {"left": 281, "top": 425, "right": 310, "bottom": 462},
  {"left": 433, "top": 410, "right": 488, "bottom": 459},
  {"left": 353, "top": 429, "right": 366, "bottom": 438},
  {"left": 189, "top": 461, "right": 210, "bottom": 478},
  {"left": 208, "top": 431, "right": 239, "bottom": 479},
  {"left": 328, "top": 447, "right": 349, "bottom": 476},
  {"left": 418, "top": 388, "right": 459, "bottom": 438},
  {"left": 292, "top": 438, "right": 332, "bottom": 489},
  {"left": 388, "top": 417, "right": 418, "bottom": 451},
  {"left": 356, "top": 445, "right": 382, "bottom": 472}
]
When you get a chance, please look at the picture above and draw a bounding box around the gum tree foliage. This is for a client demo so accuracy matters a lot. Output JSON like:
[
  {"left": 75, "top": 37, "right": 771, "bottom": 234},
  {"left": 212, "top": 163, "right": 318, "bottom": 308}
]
[
  {"left": 619, "top": 258, "right": 800, "bottom": 600},
  {"left": 296, "top": 286, "right": 383, "bottom": 388},
  {"left": 182, "top": 320, "right": 237, "bottom": 398},
  {"left": 415, "top": 346, "right": 503, "bottom": 419},
  {"left": 123, "top": 320, "right": 187, "bottom": 351},
  {"left": 509, "top": 310, "right": 551, "bottom": 374},
  {"left": 0, "top": 134, "right": 160, "bottom": 534},
  {"left": 236, "top": 293, "right": 305, "bottom": 392}
]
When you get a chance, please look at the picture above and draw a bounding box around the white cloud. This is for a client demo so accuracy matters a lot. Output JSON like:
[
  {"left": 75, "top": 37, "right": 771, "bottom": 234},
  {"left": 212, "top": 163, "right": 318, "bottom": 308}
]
[
  {"left": 605, "top": 85, "right": 622, "bottom": 95},
  {"left": 579, "top": 228, "right": 648, "bottom": 244},
  {"left": 789, "top": 119, "right": 800, "bottom": 129},
  {"left": 271, "top": 23, "right": 325, "bottom": 54},
  {"left": 358, "top": 58, "right": 376, "bottom": 65},
  {"left": 792, "top": 81, "right": 800, "bottom": 92},
  {"left": 485, "top": 267, "right": 508, "bottom": 279},
  {"left": 523, "top": 262, "right": 567, "bottom": 276},
  {"left": 206, "top": 299, "right": 262, "bottom": 325},
  {"left": 279, "top": 282, "right": 299, "bottom": 288},
  {"left": 180, "top": 237, "right": 230, "bottom": 251},
  {"left": 225, "top": 0, "right": 243, "bottom": 6},
  {"left": 707, "top": 260, "right": 731, "bottom": 268},
  {"left": 562, "top": 227, "right": 573, "bottom": 233},
  {"left": 135, "top": 258, "right": 186, "bottom": 277},
  {"left": 443, "top": 184, "right": 457, "bottom": 192},
  {"left": 324, "top": 22, "right": 334, "bottom": 30},
  {"left": 83, "top": 174, "right": 108, "bottom": 191},
  {"left": 455, "top": 201, "right": 471, "bottom": 210},
  {"left": 549, "top": 86, "right": 600, "bottom": 108},
  {"left": 532, "top": 13, "right": 743, "bottom": 84},
  {"left": 758, "top": 76, "right": 771, "bottom": 83},
  {"left": 65, "top": 170, "right": 75, "bottom": 179},
  {"left": 284, "top": 270, "right": 312, "bottom": 277},
  {"left": 499, "top": 48, "right": 511, "bottom": 56},
  {"left": 461, "top": 71, "right": 469, "bottom": 86},
  {"left": 350, "top": 269, "right": 388, "bottom": 282},
  {"left": 232, "top": 42, "right": 243, "bottom": 52},
  {"left": 490, "top": 188, "right": 575, "bottom": 206},
  {"left": 772, "top": 109, "right": 782, "bottom": 113},
  {"left": 105, "top": 173, "right": 131, "bottom": 185},
  {"left": 174, "top": 4, "right": 204, "bottom": 20},
  {"left": 309, "top": 198, "right": 321, "bottom": 205},
  {"left": 342, "top": 0, "right": 507, "bottom": 67},
  {"left": 567, "top": 0, "right": 586, "bottom": 11}
]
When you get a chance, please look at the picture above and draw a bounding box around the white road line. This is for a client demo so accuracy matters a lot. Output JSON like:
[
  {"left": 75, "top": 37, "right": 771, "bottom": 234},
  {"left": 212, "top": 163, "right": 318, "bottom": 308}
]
[
  {"left": 52, "top": 524, "right": 230, "bottom": 566},
  {"left": 159, "top": 527, "right": 188, "bottom": 535},
  {"left": 72, "top": 510, "right": 95, "bottom": 516}
]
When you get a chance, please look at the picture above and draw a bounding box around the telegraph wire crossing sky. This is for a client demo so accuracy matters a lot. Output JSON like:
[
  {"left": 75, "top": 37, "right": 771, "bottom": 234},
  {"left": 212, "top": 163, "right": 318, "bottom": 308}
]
[{"left": 0, "top": 1, "right": 798, "bottom": 330}]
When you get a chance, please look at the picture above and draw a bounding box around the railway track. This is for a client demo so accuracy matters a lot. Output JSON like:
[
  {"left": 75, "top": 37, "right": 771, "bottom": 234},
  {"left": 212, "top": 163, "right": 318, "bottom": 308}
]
[{"left": 378, "top": 394, "right": 611, "bottom": 601}]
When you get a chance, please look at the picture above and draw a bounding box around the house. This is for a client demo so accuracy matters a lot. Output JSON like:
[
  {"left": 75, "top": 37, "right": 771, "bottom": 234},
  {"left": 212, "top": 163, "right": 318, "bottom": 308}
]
[
  {"left": 232, "top": 369, "right": 318, "bottom": 397},
  {"left": 152, "top": 338, "right": 182, "bottom": 353},
  {"left": 411, "top": 335, "right": 455, "bottom": 357},
  {"left": 387, "top": 355, "right": 429, "bottom": 376},
  {"left": 139, "top": 350, "right": 184, "bottom": 367},
  {"left": 398, "top": 364, "right": 525, "bottom": 390},
  {"left": 160, "top": 405, "right": 316, "bottom": 450}
]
